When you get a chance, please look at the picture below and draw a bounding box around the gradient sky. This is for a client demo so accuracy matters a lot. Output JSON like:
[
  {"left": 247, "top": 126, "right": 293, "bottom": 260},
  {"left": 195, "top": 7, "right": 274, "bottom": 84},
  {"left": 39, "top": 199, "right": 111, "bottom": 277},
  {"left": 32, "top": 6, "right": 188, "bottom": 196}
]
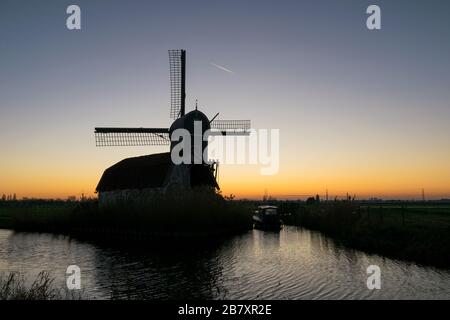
[{"left": 1, "top": 0, "right": 450, "bottom": 200}]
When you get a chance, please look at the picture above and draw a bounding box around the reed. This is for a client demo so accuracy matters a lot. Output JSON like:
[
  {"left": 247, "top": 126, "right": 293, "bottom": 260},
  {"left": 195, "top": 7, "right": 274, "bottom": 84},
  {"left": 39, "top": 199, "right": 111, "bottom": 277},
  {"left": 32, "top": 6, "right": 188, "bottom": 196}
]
[
  {"left": 0, "top": 271, "right": 82, "bottom": 300},
  {"left": 3, "top": 190, "right": 253, "bottom": 237}
]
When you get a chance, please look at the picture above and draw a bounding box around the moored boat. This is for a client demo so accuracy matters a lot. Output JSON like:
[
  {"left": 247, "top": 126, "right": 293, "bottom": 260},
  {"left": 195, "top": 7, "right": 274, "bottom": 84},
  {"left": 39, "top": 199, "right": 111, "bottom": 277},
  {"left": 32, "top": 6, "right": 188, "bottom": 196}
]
[{"left": 253, "top": 205, "right": 282, "bottom": 230}]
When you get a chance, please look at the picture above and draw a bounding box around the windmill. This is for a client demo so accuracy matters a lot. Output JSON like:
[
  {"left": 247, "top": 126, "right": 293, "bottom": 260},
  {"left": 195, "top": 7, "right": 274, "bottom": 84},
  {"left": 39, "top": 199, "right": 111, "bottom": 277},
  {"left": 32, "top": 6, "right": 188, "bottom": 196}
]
[{"left": 94, "top": 50, "right": 250, "bottom": 207}]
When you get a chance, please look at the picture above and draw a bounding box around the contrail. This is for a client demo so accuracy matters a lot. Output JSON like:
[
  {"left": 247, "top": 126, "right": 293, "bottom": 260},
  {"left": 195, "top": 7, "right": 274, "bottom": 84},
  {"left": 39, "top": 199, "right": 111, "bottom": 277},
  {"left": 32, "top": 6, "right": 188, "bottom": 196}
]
[{"left": 210, "top": 63, "right": 234, "bottom": 74}]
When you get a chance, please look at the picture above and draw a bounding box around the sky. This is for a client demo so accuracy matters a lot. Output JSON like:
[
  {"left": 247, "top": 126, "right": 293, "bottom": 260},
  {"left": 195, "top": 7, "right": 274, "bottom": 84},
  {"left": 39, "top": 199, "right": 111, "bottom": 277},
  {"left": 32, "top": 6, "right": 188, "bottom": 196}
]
[{"left": 1, "top": 0, "right": 450, "bottom": 200}]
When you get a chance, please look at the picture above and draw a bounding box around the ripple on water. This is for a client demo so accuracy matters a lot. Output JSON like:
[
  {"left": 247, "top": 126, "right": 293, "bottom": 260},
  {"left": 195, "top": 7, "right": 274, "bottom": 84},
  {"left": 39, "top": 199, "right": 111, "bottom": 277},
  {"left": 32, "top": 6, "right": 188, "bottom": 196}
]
[{"left": 0, "top": 228, "right": 449, "bottom": 299}]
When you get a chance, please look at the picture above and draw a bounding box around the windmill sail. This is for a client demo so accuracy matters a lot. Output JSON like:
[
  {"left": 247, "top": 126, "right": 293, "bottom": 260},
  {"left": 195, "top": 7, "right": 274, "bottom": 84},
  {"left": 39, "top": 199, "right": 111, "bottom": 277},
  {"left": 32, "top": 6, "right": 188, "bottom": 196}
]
[
  {"left": 210, "top": 119, "right": 251, "bottom": 136},
  {"left": 95, "top": 127, "right": 170, "bottom": 146},
  {"left": 168, "top": 49, "right": 186, "bottom": 119}
]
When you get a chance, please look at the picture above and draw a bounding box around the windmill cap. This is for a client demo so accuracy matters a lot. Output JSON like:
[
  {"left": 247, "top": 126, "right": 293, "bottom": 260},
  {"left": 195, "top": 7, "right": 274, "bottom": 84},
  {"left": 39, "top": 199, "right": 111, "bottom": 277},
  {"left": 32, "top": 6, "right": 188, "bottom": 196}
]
[{"left": 169, "top": 109, "right": 211, "bottom": 133}]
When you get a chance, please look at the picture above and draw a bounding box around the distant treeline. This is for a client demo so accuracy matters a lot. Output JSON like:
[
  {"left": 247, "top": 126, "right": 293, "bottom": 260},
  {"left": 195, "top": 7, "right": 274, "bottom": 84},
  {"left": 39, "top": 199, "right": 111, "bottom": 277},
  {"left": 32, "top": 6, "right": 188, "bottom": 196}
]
[
  {"left": 0, "top": 199, "right": 93, "bottom": 208},
  {"left": 236, "top": 198, "right": 450, "bottom": 215},
  {"left": 2, "top": 197, "right": 450, "bottom": 207}
]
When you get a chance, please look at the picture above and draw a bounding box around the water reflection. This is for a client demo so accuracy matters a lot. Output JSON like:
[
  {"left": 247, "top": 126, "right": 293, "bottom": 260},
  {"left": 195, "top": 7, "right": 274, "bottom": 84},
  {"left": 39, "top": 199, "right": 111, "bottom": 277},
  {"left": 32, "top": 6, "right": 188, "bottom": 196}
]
[
  {"left": 89, "top": 239, "right": 229, "bottom": 299},
  {"left": 0, "top": 227, "right": 449, "bottom": 299}
]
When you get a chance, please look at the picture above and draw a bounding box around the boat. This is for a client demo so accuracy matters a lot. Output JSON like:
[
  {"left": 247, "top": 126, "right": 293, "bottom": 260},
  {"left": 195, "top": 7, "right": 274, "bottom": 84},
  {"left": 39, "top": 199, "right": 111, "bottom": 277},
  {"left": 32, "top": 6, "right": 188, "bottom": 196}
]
[{"left": 253, "top": 205, "right": 282, "bottom": 230}]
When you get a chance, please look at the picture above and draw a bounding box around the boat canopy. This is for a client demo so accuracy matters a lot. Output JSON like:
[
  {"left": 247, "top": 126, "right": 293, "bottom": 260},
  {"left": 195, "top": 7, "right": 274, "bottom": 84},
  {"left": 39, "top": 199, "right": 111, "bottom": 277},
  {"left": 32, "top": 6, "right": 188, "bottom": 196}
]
[
  {"left": 258, "top": 205, "right": 278, "bottom": 210},
  {"left": 257, "top": 206, "right": 278, "bottom": 215}
]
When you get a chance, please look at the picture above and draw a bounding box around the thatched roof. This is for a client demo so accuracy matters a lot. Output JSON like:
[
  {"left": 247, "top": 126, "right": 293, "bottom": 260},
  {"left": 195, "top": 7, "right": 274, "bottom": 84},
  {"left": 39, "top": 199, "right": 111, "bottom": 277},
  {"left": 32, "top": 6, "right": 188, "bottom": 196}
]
[
  {"left": 96, "top": 153, "right": 171, "bottom": 192},
  {"left": 96, "top": 152, "right": 218, "bottom": 192}
]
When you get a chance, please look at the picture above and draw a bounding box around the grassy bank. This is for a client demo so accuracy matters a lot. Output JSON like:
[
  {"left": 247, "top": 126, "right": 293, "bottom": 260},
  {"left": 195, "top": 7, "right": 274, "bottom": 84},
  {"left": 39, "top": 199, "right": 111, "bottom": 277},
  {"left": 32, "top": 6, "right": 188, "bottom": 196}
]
[
  {"left": 282, "top": 201, "right": 450, "bottom": 268},
  {"left": 0, "top": 191, "right": 253, "bottom": 239},
  {"left": 0, "top": 271, "right": 82, "bottom": 300}
]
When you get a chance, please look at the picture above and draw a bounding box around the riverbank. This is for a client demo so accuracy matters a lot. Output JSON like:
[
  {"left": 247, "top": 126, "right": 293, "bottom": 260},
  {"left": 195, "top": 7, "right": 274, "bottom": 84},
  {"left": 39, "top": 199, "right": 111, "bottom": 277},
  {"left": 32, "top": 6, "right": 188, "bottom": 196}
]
[
  {"left": 0, "top": 192, "right": 253, "bottom": 239},
  {"left": 282, "top": 202, "right": 450, "bottom": 268},
  {"left": 2, "top": 197, "right": 449, "bottom": 268}
]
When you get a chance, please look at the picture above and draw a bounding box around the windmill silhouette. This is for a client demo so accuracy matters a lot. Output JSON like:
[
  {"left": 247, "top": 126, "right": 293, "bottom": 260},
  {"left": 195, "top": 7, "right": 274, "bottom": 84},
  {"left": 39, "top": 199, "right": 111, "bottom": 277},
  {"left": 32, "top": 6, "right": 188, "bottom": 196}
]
[{"left": 94, "top": 50, "right": 250, "bottom": 207}]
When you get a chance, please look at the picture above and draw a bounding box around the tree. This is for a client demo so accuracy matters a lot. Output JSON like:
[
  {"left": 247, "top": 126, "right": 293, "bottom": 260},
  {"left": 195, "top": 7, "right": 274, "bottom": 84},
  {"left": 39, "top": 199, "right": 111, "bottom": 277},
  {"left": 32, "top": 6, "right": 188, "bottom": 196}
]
[{"left": 306, "top": 197, "right": 316, "bottom": 205}]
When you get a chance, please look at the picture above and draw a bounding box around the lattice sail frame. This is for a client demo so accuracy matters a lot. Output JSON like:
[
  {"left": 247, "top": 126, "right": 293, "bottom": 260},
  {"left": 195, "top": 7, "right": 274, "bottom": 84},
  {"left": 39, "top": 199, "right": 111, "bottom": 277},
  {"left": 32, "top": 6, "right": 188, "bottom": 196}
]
[
  {"left": 168, "top": 49, "right": 186, "bottom": 119},
  {"left": 95, "top": 128, "right": 169, "bottom": 147},
  {"left": 209, "top": 120, "right": 251, "bottom": 136},
  {"left": 210, "top": 120, "right": 251, "bottom": 131}
]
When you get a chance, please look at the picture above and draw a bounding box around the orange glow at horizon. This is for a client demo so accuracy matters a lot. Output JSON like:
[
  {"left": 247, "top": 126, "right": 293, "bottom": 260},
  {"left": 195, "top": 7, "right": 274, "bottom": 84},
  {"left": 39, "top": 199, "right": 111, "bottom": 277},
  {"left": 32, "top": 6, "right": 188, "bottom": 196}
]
[{"left": 2, "top": 157, "right": 450, "bottom": 200}]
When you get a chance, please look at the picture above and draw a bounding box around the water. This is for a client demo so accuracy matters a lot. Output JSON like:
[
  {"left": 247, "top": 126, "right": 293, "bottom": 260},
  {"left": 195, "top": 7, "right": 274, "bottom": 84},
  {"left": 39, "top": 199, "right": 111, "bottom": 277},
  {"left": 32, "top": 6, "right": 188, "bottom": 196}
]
[{"left": 0, "top": 227, "right": 449, "bottom": 299}]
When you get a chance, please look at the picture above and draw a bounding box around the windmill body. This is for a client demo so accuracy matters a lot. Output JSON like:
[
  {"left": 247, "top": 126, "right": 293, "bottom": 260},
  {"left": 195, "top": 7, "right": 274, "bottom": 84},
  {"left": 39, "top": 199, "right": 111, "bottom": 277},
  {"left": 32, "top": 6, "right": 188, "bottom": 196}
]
[{"left": 94, "top": 50, "right": 250, "bottom": 208}]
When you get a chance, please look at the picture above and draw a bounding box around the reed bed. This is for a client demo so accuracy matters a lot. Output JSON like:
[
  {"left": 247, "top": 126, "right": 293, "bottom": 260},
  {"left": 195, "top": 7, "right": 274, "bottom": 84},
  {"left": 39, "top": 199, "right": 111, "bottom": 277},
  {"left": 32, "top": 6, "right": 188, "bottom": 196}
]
[
  {"left": 0, "top": 271, "right": 82, "bottom": 300},
  {"left": 1, "top": 190, "right": 253, "bottom": 238}
]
